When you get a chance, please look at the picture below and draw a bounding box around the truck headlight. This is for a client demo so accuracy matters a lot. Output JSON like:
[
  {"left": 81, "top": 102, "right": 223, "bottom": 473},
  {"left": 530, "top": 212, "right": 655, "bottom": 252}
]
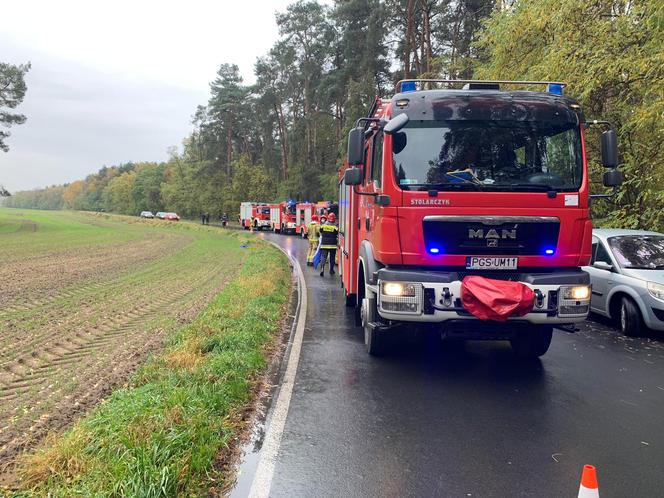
[
  {"left": 379, "top": 281, "right": 423, "bottom": 314},
  {"left": 561, "top": 285, "right": 591, "bottom": 301},
  {"left": 647, "top": 282, "right": 664, "bottom": 301},
  {"left": 382, "top": 282, "right": 416, "bottom": 297}
]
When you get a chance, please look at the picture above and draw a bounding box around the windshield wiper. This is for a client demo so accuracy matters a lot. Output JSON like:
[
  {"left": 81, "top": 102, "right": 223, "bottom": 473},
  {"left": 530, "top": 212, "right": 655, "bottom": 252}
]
[
  {"left": 485, "top": 183, "right": 560, "bottom": 192},
  {"left": 405, "top": 182, "right": 484, "bottom": 191}
]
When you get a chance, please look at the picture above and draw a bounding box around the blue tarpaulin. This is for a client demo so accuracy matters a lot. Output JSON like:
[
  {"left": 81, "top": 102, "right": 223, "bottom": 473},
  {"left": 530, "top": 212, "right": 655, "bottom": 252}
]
[{"left": 312, "top": 246, "right": 322, "bottom": 269}]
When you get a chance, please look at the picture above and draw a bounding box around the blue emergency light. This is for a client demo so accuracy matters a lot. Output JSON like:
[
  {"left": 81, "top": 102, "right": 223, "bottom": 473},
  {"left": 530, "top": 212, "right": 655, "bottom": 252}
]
[
  {"left": 544, "top": 248, "right": 555, "bottom": 255},
  {"left": 547, "top": 83, "right": 564, "bottom": 95},
  {"left": 401, "top": 81, "right": 417, "bottom": 93},
  {"left": 428, "top": 247, "right": 441, "bottom": 254}
]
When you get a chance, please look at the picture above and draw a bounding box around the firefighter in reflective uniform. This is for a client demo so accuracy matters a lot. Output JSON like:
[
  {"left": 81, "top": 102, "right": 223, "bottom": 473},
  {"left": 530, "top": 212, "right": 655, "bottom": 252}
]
[
  {"left": 319, "top": 212, "right": 338, "bottom": 277},
  {"left": 306, "top": 215, "right": 321, "bottom": 266}
]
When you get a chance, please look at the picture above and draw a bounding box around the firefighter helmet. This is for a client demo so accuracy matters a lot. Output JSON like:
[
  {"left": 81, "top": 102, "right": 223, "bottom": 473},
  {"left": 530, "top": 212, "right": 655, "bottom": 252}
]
[{"left": 327, "top": 212, "right": 336, "bottom": 223}]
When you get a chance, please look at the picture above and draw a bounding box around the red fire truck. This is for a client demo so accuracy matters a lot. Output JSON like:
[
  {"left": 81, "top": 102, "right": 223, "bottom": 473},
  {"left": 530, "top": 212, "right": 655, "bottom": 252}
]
[
  {"left": 240, "top": 202, "right": 271, "bottom": 230},
  {"left": 295, "top": 202, "right": 315, "bottom": 237},
  {"left": 270, "top": 200, "right": 298, "bottom": 234},
  {"left": 339, "top": 79, "right": 622, "bottom": 357},
  {"left": 315, "top": 201, "right": 339, "bottom": 220}
]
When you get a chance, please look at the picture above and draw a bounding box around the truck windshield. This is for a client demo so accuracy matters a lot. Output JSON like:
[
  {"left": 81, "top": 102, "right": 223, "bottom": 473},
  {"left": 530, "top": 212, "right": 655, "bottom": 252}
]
[{"left": 392, "top": 120, "right": 582, "bottom": 192}]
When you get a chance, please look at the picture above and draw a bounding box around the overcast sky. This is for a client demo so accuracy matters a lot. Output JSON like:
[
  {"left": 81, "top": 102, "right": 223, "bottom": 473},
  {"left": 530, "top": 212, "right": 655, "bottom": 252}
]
[{"left": 0, "top": 0, "right": 301, "bottom": 192}]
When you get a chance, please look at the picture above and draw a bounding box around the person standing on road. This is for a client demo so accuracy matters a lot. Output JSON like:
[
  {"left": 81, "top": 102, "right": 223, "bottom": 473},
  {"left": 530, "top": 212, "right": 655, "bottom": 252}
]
[
  {"left": 306, "top": 215, "right": 321, "bottom": 266},
  {"left": 319, "top": 212, "right": 338, "bottom": 277}
]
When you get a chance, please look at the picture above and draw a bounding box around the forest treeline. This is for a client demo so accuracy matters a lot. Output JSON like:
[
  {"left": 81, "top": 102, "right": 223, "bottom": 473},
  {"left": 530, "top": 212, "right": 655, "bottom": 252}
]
[{"left": 4, "top": 0, "right": 663, "bottom": 229}]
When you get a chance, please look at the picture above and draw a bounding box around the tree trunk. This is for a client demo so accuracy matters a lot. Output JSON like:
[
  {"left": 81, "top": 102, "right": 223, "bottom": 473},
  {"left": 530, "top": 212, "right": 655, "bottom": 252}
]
[
  {"left": 403, "top": 0, "right": 416, "bottom": 79},
  {"left": 226, "top": 120, "right": 233, "bottom": 175},
  {"left": 274, "top": 102, "right": 289, "bottom": 181}
]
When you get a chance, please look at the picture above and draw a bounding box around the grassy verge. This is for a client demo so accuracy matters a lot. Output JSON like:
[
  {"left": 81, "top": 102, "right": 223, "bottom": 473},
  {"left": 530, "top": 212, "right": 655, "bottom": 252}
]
[{"left": 16, "top": 242, "right": 291, "bottom": 497}]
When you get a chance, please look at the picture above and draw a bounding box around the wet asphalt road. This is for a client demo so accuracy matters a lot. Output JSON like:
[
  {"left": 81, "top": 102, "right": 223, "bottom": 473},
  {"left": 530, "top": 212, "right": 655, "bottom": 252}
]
[{"left": 258, "top": 233, "right": 664, "bottom": 498}]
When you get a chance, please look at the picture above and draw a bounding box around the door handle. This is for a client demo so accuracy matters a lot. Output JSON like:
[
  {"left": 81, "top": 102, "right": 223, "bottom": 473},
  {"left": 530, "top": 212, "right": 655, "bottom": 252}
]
[{"left": 365, "top": 218, "right": 370, "bottom": 231}]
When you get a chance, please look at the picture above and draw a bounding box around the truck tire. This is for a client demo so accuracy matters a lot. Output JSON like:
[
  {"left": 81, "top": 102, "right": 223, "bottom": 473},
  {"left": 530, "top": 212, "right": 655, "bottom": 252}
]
[
  {"left": 510, "top": 326, "right": 553, "bottom": 359},
  {"left": 362, "top": 296, "right": 386, "bottom": 356},
  {"left": 619, "top": 296, "right": 643, "bottom": 337}
]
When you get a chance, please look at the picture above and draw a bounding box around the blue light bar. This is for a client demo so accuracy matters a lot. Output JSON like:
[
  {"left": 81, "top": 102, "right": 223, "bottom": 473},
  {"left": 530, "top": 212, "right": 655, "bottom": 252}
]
[
  {"left": 547, "top": 83, "right": 563, "bottom": 95},
  {"left": 401, "top": 81, "right": 417, "bottom": 93},
  {"left": 544, "top": 248, "right": 555, "bottom": 255},
  {"left": 429, "top": 247, "right": 441, "bottom": 254}
]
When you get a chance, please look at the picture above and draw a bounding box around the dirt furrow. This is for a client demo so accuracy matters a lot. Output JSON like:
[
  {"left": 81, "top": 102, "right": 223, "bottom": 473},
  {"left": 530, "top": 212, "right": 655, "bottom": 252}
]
[{"left": 0, "top": 262, "right": 232, "bottom": 469}]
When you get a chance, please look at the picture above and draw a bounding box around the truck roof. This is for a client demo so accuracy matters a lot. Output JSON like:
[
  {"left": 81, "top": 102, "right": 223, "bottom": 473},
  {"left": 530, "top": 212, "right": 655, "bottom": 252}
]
[{"left": 390, "top": 89, "right": 584, "bottom": 124}]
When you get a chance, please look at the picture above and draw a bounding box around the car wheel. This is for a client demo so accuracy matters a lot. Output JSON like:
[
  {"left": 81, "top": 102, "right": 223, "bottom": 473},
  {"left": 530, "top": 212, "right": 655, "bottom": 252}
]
[
  {"left": 619, "top": 296, "right": 643, "bottom": 337},
  {"left": 510, "top": 326, "right": 553, "bottom": 359}
]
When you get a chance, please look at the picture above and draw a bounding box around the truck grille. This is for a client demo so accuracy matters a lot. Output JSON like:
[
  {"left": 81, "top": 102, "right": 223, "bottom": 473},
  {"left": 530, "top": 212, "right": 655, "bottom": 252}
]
[{"left": 423, "top": 216, "right": 560, "bottom": 256}]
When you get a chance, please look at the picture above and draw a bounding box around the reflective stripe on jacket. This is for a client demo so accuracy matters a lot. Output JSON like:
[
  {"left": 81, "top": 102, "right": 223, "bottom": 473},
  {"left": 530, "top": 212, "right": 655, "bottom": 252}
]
[
  {"left": 307, "top": 222, "right": 320, "bottom": 240},
  {"left": 320, "top": 224, "right": 338, "bottom": 249}
]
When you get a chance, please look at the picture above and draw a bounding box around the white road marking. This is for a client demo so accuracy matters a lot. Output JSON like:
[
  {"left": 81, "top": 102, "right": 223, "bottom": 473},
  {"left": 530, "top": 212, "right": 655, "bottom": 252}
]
[{"left": 248, "top": 242, "right": 307, "bottom": 498}]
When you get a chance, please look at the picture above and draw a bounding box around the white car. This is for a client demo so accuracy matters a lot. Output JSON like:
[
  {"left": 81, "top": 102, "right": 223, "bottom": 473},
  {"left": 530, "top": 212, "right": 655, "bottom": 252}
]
[
  {"left": 139, "top": 211, "right": 154, "bottom": 218},
  {"left": 583, "top": 229, "right": 664, "bottom": 336}
]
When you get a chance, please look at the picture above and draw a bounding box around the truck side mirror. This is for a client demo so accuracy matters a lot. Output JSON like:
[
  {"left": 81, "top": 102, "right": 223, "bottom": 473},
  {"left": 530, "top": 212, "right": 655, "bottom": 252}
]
[
  {"left": 603, "top": 168, "right": 622, "bottom": 187},
  {"left": 348, "top": 127, "right": 365, "bottom": 166},
  {"left": 344, "top": 167, "right": 363, "bottom": 186},
  {"left": 601, "top": 130, "right": 618, "bottom": 168}
]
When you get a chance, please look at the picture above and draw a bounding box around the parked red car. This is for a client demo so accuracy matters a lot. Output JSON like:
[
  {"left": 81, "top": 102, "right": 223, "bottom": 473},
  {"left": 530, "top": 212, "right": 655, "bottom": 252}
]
[{"left": 164, "top": 212, "right": 180, "bottom": 221}]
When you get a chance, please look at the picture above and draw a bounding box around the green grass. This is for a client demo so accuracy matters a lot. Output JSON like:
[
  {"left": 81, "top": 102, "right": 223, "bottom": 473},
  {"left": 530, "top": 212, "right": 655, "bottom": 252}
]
[
  {"left": 0, "top": 209, "right": 152, "bottom": 260},
  {"left": 15, "top": 239, "right": 291, "bottom": 497}
]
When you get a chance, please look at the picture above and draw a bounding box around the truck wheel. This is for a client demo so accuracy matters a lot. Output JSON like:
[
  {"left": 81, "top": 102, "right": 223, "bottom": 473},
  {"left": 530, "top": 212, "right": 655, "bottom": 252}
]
[
  {"left": 510, "top": 326, "right": 553, "bottom": 359},
  {"left": 619, "top": 296, "right": 643, "bottom": 337},
  {"left": 362, "top": 296, "right": 386, "bottom": 356}
]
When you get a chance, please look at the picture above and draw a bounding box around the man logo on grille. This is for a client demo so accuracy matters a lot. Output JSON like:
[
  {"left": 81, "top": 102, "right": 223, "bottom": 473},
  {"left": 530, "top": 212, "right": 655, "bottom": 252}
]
[
  {"left": 468, "top": 228, "right": 517, "bottom": 240},
  {"left": 487, "top": 239, "right": 498, "bottom": 247}
]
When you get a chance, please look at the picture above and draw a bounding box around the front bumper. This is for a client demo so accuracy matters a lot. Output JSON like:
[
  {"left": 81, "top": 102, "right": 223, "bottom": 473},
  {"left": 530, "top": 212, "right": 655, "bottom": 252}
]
[
  {"left": 642, "top": 294, "right": 664, "bottom": 331},
  {"left": 257, "top": 219, "right": 271, "bottom": 227},
  {"left": 374, "top": 267, "right": 590, "bottom": 325}
]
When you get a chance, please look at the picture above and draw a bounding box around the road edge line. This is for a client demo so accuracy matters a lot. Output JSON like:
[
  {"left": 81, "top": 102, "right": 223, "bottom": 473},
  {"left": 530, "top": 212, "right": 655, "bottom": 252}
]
[{"left": 248, "top": 241, "right": 307, "bottom": 498}]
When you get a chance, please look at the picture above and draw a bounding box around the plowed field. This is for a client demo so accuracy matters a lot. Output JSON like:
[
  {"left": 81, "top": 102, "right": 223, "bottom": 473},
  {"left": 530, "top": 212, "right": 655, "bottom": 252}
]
[{"left": 0, "top": 209, "right": 247, "bottom": 481}]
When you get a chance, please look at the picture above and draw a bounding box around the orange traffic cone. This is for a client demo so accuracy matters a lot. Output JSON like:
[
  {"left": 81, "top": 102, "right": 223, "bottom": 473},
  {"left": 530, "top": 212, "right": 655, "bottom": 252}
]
[{"left": 578, "top": 465, "right": 599, "bottom": 498}]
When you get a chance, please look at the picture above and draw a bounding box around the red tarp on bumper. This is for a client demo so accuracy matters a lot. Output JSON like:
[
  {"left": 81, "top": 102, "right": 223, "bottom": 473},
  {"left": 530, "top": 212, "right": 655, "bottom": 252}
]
[{"left": 460, "top": 276, "right": 535, "bottom": 322}]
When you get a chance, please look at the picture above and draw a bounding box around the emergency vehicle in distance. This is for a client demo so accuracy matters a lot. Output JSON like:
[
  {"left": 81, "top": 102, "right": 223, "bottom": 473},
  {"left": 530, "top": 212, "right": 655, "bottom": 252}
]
[
  {"left": 240, "top": 202, "right": 271, "bottom": 230},
  {"left": 339, "top": 79, "right": 622, "bottom": 357},
  {"left": 270, "top": 201, "right": 298, "bottom": 234},
  {"left": 295, "top": 202, "right": 315, "bottom": 237}
]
